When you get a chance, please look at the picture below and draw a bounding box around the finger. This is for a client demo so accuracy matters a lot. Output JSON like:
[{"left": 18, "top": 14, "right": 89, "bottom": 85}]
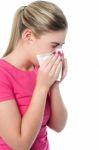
[
  {"left": 54, "top": 62, "right": 62, "bottom": 79},
  {"left": 45, "top": 53, "right": 60, "bottom": 72},
  {"left": 62, "top": 58, "right": 68, "bottom": 80},
  {"left": 64, "top": 58, "right": 68, "bottom": 72},
  {"left": 49, "top": 56, "right": 61, "bottom": 75},
  {"left": 41, "top": 54, "right": 54, "bottom": 69}
]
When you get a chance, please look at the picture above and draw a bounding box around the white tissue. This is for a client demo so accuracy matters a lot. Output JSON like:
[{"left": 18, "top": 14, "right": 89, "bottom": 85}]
[{"left": 37, "top": 51, "right": 62, "bottom": 81}]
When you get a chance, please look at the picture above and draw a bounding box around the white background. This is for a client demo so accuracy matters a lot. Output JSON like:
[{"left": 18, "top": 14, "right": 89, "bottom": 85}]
[{"left": 0, "top": 0, "right": 99, "bottom": 149}]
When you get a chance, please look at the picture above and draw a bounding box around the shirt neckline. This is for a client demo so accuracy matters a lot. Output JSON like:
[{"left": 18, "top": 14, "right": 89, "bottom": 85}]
[{"left": 0, "top": 58, "right": 37, "bottom": 73}]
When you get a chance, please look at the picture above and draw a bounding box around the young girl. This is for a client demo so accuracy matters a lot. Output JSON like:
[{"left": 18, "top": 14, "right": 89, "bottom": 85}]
[{"left": 0, "top": 1, "right": 68, "bottom": 150}]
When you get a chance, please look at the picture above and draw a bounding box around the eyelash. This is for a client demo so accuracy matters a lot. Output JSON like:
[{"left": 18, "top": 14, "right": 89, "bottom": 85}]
[
  {"left": 52, "top": 45, "right": 60, "bottom": 48},
  {"left": 52, "top": 45, "right": 63, "bottom": 50},
  {"left": 52, "top": 45, "right": 59, "bottom": 48}
]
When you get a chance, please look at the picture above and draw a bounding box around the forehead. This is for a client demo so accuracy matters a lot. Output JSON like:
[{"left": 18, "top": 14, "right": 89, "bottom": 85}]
[{"left": 40, "top": 30, "right": 67, "bottom": 43}]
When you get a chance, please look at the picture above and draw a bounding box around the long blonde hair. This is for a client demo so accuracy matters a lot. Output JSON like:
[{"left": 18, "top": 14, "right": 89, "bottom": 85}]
[{"left": 3, "top": 0, "right": 68, "bottom": 57}]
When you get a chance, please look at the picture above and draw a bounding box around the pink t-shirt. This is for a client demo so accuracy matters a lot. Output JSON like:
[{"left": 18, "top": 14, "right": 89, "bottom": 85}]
[{"left": 0, "top": 59, "right": 50, "bottom": 150}]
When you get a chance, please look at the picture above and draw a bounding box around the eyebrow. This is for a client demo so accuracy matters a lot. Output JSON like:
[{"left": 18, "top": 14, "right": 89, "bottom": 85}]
[{"left": 51, "top": 42, "right": 65, "bottom": 45}]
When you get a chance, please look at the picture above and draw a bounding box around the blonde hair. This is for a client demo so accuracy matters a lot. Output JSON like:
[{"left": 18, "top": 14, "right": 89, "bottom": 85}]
[{"left": 3, "top": 0, "right": 68, "bottom": 57}]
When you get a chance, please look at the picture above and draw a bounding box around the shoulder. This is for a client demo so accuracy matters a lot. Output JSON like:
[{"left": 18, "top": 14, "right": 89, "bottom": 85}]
[
  {"left": 0, "top": 64, "right": 15, "bottom": 102},
  {"left": 0, "top": 60, "right": 13, "bottom": 88},
  {"left": 0, "top": 58, "right": 14, "bottom": 81}
]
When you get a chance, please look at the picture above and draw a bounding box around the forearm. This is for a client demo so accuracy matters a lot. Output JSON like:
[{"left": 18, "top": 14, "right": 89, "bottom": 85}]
[
  {"left": 19, "top": 85, "right": 48, "bottom": 150},
  {"left": 48, "top": 84, "right": 68, "bottom": 132}
]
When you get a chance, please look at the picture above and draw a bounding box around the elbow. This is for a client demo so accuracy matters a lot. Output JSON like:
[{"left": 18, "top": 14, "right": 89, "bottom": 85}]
[
  {"left": 14, "top": 143, "right": 30, "bottom": 150},
  {"left": 16, "top": 140, "right": 32, "bottom": 150},
  {"left": 54, "top": 123, "right": 67, "bottom": 133},
  {"left": 12, "top": 143, "right": 28, "bottom": 150},
  {"left": 54, "top": 127, "right": 63, "bottom": 133},
  {"left": 57, "top": 107, "right": 68, "bottom": 133},
  {"left": 12, "top": 138, "right": 31, "bottom": 150},
  {"left": 57, "top": 113, "right": 68, "bottom": 133},
  {"left": 17, "top": 147, "right": 30, "bottom": 150},
  {"left": 48, "top": 121, "right": 67, "bottom": 133},
  {"left": 52, "top": 111, "right": 68, "bottom": 133}
]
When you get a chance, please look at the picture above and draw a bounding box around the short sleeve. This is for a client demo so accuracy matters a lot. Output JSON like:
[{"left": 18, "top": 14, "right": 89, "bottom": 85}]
[{"left": 0, "top": 69, "right": 15, "bottom": 102}]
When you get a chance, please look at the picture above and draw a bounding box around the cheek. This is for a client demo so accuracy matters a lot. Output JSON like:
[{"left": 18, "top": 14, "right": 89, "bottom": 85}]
[
  {"left": 31, "top": 41, "right": 51, "bottom": 54},
  {"left": 36, "top": 48, "right": 52, "bottom": 54}
]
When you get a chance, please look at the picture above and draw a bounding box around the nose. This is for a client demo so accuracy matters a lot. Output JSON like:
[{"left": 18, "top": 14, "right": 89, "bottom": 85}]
[{"left": 55, "top": 48, "right": 64, "bottom": 57}]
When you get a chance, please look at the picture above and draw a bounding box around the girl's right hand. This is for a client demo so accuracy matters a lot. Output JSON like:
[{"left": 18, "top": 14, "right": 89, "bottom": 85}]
[{"left": 36, "top": 53, "right": 62, "bottom": 90}]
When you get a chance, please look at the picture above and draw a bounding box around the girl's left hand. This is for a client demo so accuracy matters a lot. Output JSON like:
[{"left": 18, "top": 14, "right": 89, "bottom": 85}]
[
  {"left": 51, "top": 57, "right": 68, "bottom": 88},
  {"left": 61, "top": 57, "right": 68, "bottom": 81},
  {"left": 50, "top": 53, "right": 68, "bottom": 88}
]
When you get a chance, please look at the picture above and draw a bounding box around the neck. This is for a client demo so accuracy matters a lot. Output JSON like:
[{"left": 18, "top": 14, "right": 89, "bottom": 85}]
[{"left": 2, "top": 48, "right": 34, "bottom": 71}]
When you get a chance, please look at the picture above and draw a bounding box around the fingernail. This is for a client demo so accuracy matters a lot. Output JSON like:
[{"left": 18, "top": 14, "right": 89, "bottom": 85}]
[
  {"left": 53, "top": 52, "right": 56, "bottom": 55},
  {"left": 58, "top": 51, "right": 64, "bottom": 57},
  {"left": 55, "top": 52, "right": 59, "bottom": 57},
  {"left": 60, "top": 53, "right": 63, "bottom": 56},
  {"left": 58, "top": 51, "right": 61, "bottom": 55}
]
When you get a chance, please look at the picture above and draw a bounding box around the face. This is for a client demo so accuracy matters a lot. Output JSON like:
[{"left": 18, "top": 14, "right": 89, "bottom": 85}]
[{"left": 23, "top": 29, "right": 67, "bottom": 66}]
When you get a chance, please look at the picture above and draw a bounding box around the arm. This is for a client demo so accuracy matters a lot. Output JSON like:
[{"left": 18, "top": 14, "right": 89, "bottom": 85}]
[
  {"left": 0, "top": 85, "right": 48, "bottom": 150},
  {"left": 47, "top": 83, "right": 68, "bottom": 132},
  {"left": 0, "top": 53, "right": 62, "bottom": 150},
  {"left": 47, "top": 57, "right": 68, "bottom": 132}
]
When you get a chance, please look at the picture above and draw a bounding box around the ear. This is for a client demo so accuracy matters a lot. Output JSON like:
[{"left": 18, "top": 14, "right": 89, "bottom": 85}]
[{"left": 22, "top": 28, "right": 36, "bottom": 42}]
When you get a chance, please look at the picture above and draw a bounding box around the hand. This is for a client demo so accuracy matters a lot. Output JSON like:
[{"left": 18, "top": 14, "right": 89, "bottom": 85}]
[
  {"left": 61, "top": 57, "right": 68, "bottom": 81},
  {"left": 51, "top": 56, "right": 68, "bottom": 88},
  {"left": 36, "top": 53, "right": 62, "bottom": 90},
  {"left": 55, "top": 51, "right": 68, "bottom": 82},
  {"left": 48, "top": 52, "right": 68, "bottom": 91}
]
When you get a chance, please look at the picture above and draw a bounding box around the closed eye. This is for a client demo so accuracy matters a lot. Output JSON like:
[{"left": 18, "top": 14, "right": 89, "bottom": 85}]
[
  {"left": 51, "top": 42, "right": 65, "bottom": 49},
  {"left": 52, "top": 45, "right": 59, "bottom": 48}
]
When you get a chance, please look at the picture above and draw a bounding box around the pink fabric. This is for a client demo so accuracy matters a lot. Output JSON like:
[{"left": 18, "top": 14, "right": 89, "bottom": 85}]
[{"left": 0, "top": 59, "right": 50, "bottom": 150}]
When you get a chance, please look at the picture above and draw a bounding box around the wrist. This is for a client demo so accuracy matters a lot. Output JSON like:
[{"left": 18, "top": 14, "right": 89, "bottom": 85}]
[
  {"left": 36, "top": 84, "right": 49, "bottom": 93},
  {"left": 50, "top": 83, "right": 60, "bottom": 93},
  {"left": 51, "top": 82, "right": 59, "bottom": 88}
]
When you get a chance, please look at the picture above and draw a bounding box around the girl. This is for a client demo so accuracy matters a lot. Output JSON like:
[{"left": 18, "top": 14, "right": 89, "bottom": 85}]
[{"left": 0, "top": 1, "right": 68, "bottom": 150}]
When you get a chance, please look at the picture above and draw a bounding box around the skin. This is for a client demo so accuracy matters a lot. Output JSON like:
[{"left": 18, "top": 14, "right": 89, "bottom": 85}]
[
  {"left": 3, "top": 29, "right": 67, "bottom": 70},
  {"left": 0, "top": 29, "right": 68, "bottom": 149}
]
